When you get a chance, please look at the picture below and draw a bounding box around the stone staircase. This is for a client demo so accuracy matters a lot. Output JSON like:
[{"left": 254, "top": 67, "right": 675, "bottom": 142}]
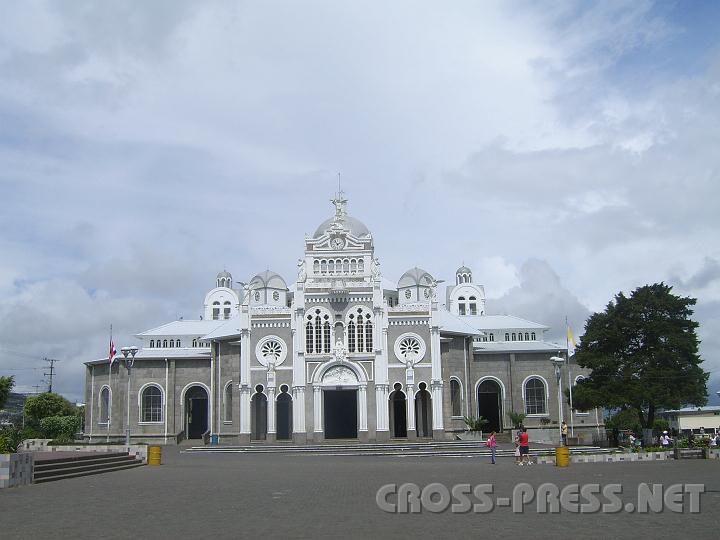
[
  {"left": 183, "top": 441, "right": 612, "bottom": 458},
  {"left": 33, "top": 452, "right": 144, "bottom": 484}
]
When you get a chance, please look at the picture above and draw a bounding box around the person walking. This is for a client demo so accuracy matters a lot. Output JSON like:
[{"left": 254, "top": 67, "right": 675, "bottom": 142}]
[
  {"left": 519, "top": 427, "right": 531, "bottom": 466},
  {"left": 561, "top": 421, "right": 568, "bottom": 446},
  {"left": 486, "top": 431, "right": 497, "bottom": 464}
]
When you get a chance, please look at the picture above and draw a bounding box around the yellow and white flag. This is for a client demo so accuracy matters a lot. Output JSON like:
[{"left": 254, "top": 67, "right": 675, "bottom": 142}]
[{"left": 567, "top": 324, "right": 577, "bottom": 357}]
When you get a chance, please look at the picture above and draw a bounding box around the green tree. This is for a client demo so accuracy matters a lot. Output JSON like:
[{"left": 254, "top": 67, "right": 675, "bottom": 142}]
[
  {"left": 24, "top": 392, "right": 76, "bottom": 427},
  {"left": 573, "top": 283, "right": 707, "bottom": 429},
  {"left": 0, "top": 376, "right": 14, "bottom": 410}
]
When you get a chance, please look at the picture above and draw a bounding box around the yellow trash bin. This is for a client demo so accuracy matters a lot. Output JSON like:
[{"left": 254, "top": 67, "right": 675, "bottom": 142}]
[
  {"left": 148, "top": 446, "right": 162, "bottom": 466},
  {"left": 555, "top": 446, "right": 570, "bottom": 467}
]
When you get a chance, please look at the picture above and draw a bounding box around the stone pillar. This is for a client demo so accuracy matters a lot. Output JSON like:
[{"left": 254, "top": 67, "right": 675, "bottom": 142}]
[
  {"left": 239, "top": 385, "right": 251, "bottom": 443},
  {"left": 267, "top": 385, "right": 276, "bottom": 437},
  {"left": 358, "top": 384, "right": 368, "bottom": 432},
  {"left": 313, "top": 385, "right": 323, "bottom": 439},
  {"left": 406, "top": 383, "right": 416, "bottom": 433},
  {"left": 292, "top": 386, "right": 307, "bottom": 443},
  {"left": 375, "top": 383, "right": 389, "bottom": 432},
  {"left": 431, "top": 380, "right": 444, "bottom": 431}
]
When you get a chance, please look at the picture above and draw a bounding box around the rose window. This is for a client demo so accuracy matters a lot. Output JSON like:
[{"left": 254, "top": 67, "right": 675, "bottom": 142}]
[{"left": 399, "top": 337, "right": 421, "bottom": 359}]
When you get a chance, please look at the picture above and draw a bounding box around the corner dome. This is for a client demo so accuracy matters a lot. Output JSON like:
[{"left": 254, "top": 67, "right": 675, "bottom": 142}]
[
  {"left": 313, "top": 214, "right": 370, "bottom": 239},
  {"left": 250, "top": 270, "right": 287, "bottom": 290},
  {"left": 398, "top": 267, "right": 435, "bottom": 288},
  {"left": 456, "top": 265, "right": 471, "bottom": 274},
  {"left": 217, "top": 270, "right": 232, "bottom": 279}
]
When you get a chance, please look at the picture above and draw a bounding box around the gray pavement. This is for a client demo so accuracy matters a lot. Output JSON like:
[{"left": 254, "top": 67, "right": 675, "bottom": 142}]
[{"left": 1, "top": 448, "right": 719, "bottom": 539}]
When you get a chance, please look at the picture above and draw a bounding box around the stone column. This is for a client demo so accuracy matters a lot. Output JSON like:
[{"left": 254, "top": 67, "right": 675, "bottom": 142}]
[
  {"left": 358, "top": 384, "right": 368, "bottom": 433},
  {"left": 267, "top": 385, "right": 276, "bottom": 437},
  {"left": 239, "top": 385, "right": 251, "bottom": 443},
  {"left": 375, "top": 383, "right": 389, "bottom": 433},
  {"left": 431, "top": 380, "right": 444, "bottom": 430},
  {"left": 293, "top": 386, "right": 306, "bottom": 443},
  {"left": 406, "top": 383, "right": 416, "bottom": 433},
  {"left": 313, "top": 385, "right": 323, "bottom": 439}
]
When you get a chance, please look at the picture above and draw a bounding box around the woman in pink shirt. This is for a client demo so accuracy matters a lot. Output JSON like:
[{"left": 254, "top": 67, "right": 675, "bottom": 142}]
[{"left": 486, "top": 431, "right": 497, "bottom": 464}]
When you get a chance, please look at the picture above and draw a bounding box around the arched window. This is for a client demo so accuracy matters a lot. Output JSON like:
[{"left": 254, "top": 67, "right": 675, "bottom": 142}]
[
  {"left": 224, "top": 382, "right": 233, "bottom": 422},
  {"left": 343, "top": 259, "right": 350, "bottom": 273},
  {"left": 323, "top": 319, "right": 331, "bottom": 353},
  {"left": 321, "top": 259, "right": 328, "bottom": 273},
  {"left": 350, "top": 259, "right": 357, "bottom": 273},
  {"left": 176, "top": 339, "right": 181, "bottom": 347},
  {"left": 192, "top": 339, "right": 197, "bottom": 347},
  {"left": 511, "top": 333, "right": 516, "bottom": 341},
  {"left": 328, "top": 259, "right": 335, "bottom": 274},
  {"left": 469, "top": 296, "right": 477, "bottom": 315},
  {"left": 223, "top": 301, "right": 231, "bottom": 320},
  {"left": 163, "top": 339, "right": 168, "bottom": 348},
  {"left": 525, "top": 332, "right": 530, "bottom": 341},
  {"left": 489, "top": 333, "right": 494, "bottom": 342},
  {"left": 357, "top": 317, "right": 364, "bottom": 352},
  {"left": 365, "top": 317, "right": 373, "bottom": 351},
  {"left": 315, "top": 315, "right": 322, "bottom": 352},
  {"left": 504, "top": 333, "right": 509, "bottom": 341},
  {"left": 531, "top": 332, "right": 536, "bottom": 340},
  {"left": 358, "top": 259, "right": 365, "bottom": 273},
  {"left": 458, "top": 296, "right": 466, "bottom": 316},
  {"left": 305, "top": 319, "right": 314, "bottom": 353},
  {"left": 99, "top": 387, "right": 110, "bottom": 424},
  {"left": 150, "top": 340, "right": 154, "bottom": 348},
  {"left": 450, "top": 379, "right": 462, "bottom": 417},
  {"left": 348, "top": 320, "right": 356, "bottom": 352},
  {"left": 518, "top": 333, "right": 523, "bottom": 341},
  {"left": 313, "top": 260, "right": 320, "bottom": 274},
  {"left": 524, "top": 378, "right": 547, "bottom": 415},
  {"left": 212, "top": 301, "right": 220, "bottom": 320},
  {"left": 169, "top": 340, "right": 174, "bottom": 348},
  {"left": 141, "top": 386, "right": 163, "bottom": 422}
]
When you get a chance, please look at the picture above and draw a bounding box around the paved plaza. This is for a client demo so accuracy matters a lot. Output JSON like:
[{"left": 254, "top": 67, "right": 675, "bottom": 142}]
[{"left": 1, "top": 449, "right": 719, "bottom": 539}]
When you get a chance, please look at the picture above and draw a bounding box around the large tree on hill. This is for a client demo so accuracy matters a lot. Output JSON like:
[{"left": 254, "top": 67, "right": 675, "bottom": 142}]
[
  {"left": 0, "top": 376, "right": 15, "bottom": 410},
  {"left": 572, "top": 283, "right": 707, "bottom": 429}
]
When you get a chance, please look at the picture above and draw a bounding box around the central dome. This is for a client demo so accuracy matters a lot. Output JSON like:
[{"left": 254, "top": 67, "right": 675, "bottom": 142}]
[
  {"left": 312, "top": 192, "right": 371, "bottom": 239},
  {"left": 313, "top": 214, "right": 370, "bottom": 239}
]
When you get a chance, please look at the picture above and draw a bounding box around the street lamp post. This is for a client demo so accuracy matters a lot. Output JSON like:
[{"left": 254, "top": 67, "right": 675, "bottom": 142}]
[
  {"left": 120, "top": 346, "right": 139, "bottom": 447},
  {"left": 550, "top": 356, "right": 565, "bottom": 446}
]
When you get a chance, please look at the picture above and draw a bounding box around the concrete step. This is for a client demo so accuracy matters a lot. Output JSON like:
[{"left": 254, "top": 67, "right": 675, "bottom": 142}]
[
  {"left": 34, "top": 453, "right": 134, "bottom": 472},
  {"left": 33, "top": 454, "right": 144, "bottom": 483},
  {"left": 183, "top": 443, "right": 609, "bottom": 457},
  {"left": 34, "top": 461, "right": 145, "bottom": 484}
]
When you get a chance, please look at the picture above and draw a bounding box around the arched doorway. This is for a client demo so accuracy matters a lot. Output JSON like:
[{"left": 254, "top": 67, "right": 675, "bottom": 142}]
[
  {"left": 320, "top": 365, "right": 359, "bottom": 439},
  {"left": 477, "top": 379, "right": 503, "bottom": 433},
  {"left": 389, "top": 383, "right": 407, "bottom": 438},
  {"left": 415, "top": 382, "right": 432, "bottom": 438},
  {"left": 276, "top": 385, "right": 293, "bottom": 440},
  {"left": 185, "top": 385, "right": 209, "bottom": 439},
  {"left": 251, "top": 385, "right": 268, "bottom": 440}
]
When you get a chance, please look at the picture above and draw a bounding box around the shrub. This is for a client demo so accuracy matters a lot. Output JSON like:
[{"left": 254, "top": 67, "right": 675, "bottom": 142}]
[
  {"left": 463, "top": 416, "right": 488, "bottom": 431},
  {"left": 0, "top": 427, "right": 24, "bottom": 454},
  {"left": 24, "top": 393, "right": 76, "bottom": 427},
  {"left": 508, "top": 411, "right": 526, "bottom": 429},
  {"left": 39, "top": 415, "right": 80, "bottom": 440}
]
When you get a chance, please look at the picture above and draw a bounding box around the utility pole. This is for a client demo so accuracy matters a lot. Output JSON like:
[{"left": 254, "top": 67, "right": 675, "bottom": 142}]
[
  {"left": 32, "top": 385, "right": 43, "bottom": 394},
  {"left": 43, "top": 358, "right": 60, "bottom": 393}
]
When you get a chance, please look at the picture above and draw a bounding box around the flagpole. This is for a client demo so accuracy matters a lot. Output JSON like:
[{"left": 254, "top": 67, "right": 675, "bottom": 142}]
[{"left": 566, "top": 316, "right": 575, "bottom": 437}]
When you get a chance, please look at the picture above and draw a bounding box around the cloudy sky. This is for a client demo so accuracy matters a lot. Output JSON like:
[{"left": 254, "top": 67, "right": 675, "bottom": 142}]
[{"left": 1, "top": 1, "right": 719, "bottom": 404}]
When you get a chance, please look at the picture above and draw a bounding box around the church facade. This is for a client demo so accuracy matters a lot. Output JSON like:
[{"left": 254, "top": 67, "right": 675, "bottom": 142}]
[{"left": 84, "top": 194, "right": 601, "bottom": 444}]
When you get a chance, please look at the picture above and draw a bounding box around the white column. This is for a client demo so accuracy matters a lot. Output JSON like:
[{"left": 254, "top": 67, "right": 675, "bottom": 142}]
[
  {"left": 358, "top": 384, "right": 368, "bottom": 432},
  {"left": 239, "top": 386, "right": 251, "bottom": 435},
  {"left": 375, "top": 384, "right": 389, "bottom": 432},
  {"left": 210, "top": 344, "right": 215, "bottom": 437},
  {"left": 313, "top": 385, "right": 323, "bottom": 433},
  {"left": 293, "top": 386, "right": 306, "bottom": 433},
  {"left": 406, "top": 383, "right": 416, "bottom": 432},
  {"left": 267, "top": 386, "right": 276, "bottom": 434},
  {"left": 431, "top": 381, "right": 444, "bottom": 430}
]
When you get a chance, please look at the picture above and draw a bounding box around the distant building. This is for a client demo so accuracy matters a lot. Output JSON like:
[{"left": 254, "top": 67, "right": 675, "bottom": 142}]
[
  {"left": 661, "top": 406, "right": 720, "bottom": 434},
  {"left": 84, "top": 194, "right": 601, "bottom": 444}
]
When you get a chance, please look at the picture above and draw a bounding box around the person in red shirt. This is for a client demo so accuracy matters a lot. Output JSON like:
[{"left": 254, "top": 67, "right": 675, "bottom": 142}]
[{"left": 518, "top": 427, "right": 531, "bottom": 466}]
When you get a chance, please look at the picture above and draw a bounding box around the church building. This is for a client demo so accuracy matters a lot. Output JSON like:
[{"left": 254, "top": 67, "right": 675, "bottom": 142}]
[{"left": 84, "top": 194, "right": 600, "bottom": 444}]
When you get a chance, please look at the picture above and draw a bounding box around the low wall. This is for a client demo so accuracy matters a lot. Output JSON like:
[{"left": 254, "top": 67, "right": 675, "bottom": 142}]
[
  {"left": 536, "top": 451, "right": 673, "bottom": 465},
  {"left": 0, "top": 453, "right": 34, "bottom": 489},
  {"left": 46, "top": 444, "right": 149, "bottom": 463}
]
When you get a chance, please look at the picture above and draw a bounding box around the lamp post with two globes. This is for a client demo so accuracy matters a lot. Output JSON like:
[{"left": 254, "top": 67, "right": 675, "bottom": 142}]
[{"left": 120, "top": 346, "right": 138, "bottom": 446}]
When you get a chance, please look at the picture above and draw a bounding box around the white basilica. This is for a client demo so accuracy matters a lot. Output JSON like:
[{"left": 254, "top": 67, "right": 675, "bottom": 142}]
[{"left": 84, "top": 194, "right": 598, "bottom": 444}]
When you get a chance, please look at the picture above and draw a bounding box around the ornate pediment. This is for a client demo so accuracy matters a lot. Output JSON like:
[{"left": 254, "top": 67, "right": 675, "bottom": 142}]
[{"left": 322, "top": 365, "right": 358, "bottom": 385}]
